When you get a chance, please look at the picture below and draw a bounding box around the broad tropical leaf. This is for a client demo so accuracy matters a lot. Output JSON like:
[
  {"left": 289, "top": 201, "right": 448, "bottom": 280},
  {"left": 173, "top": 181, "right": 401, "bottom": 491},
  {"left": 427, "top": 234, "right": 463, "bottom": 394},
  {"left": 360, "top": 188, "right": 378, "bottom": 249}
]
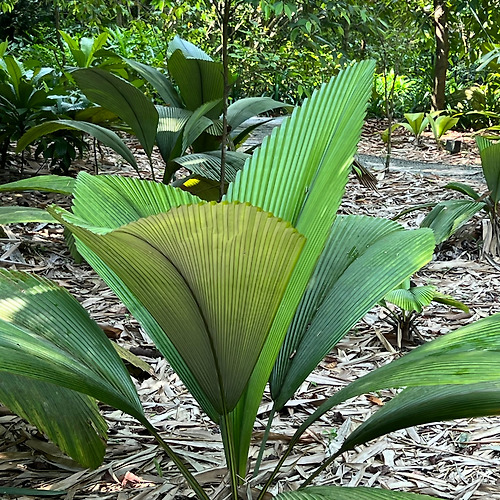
[
  {"left": 402, "top": 112, "right": 428, "bottom": 137},
  {"left": 276, "top": 486, "right": 434, "bottom": 500},
  {"left": 182, "top": 99, "right": 222, "bottom": 153},
  {"left": 172, "top": 151, "right": 249, "bottom": 183},
  {"left": 339, "top": 382, "right": 500, "bottom": 455},
  {"left": 382, "top": 285, "right": 468, "bottom": 314},
  {"left": 265, "top": 313, "right": 500, "bottom": 491},
  {"left": 156, "top": 105, "right": 192, "bottom": 167},
  {"left": 0, "top": 206, "right": 55, "bottom": 224},
  {"left": 383, "top": 285, "right": 437, "bottom": 313},
  {"left": 420, "top": 199, "right": 485, "bottom": 244},
  {"left": 16, "top": 120, "right": 138, "bottom": 171},
  {"left": 0, "top": 270, "right": 143, "bottom": 465},
  {"left": 475, "top": 135, "right": 493, "bottom": 153},
  {"left": 226, "top": 97, "right": 291, "bottom": 131},
  {"left": 124, "top": 58, "right": 182, "bottom": 107},
  {"left": 0, "top": 372, "right": 107, "bottom": 468},
  {"left": 480, "top": 142, "right": 500, "bottom": 203},
  {"left": 70, "top": 172, "right": 197, "bottom": 232},
  {"left": 289, "top": 312, "right": 500, "bottom": 451},
  {"left": 72, "top": 68, "right": 159, "bottom": 158},
  {"left": 444, "top": 181, "right": 481, "bottom": 200},
  {"left": 270, "top": 217, "right": 434, "bottom": 409},
  {"left": 176, "top": 175, "right": 223, "bottom": 201},
  {"left": 54, "top": 202, "right": 305, "bottom": 415},
  {"left": 64, "top": 173, "right": 221, "bottom": 419},
  {"left": 224, "top": 60, "right": 376, "bottom": 472},
  {"left": 168, "top": 50, "right": 224, "bottom": 117},
  {"left": 0, "top": 175, "right": 75, "bottom": 195},
  {"left": 168, "top": 36, "right": 213, "bottom": 61}
]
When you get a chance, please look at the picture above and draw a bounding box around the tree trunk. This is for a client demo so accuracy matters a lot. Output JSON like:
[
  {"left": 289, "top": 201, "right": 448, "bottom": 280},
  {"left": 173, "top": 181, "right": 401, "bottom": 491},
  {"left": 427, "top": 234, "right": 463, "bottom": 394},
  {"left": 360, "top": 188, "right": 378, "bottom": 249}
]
[{"left": 432, "top": 0, "right": 449, "bottom": 111}]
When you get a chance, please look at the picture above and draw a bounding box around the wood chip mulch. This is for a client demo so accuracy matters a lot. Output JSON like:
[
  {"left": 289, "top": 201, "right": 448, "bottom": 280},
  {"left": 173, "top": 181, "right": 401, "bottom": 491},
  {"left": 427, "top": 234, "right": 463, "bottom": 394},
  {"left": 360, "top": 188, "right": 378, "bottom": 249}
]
[{"left": 0, "top": 121, "right": 499, "bottom": 499}]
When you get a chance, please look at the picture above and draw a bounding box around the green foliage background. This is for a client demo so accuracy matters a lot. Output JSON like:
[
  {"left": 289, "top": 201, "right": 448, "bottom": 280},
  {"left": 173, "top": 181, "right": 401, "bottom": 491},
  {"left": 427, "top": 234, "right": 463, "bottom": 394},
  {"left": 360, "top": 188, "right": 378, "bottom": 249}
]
[{"left": 1, "top": 0, "right": 499, "bottom": 120}]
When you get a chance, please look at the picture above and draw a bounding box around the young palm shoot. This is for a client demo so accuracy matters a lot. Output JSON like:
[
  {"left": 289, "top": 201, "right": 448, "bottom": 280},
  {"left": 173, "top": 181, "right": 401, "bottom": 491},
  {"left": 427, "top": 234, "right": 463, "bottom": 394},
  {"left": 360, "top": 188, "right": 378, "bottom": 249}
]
[
  {"left": 426, "top": 112, "right": 459, "bottom": 147},
  {"left": 379, "top": 278, "right": 469, "bottom": 347}
]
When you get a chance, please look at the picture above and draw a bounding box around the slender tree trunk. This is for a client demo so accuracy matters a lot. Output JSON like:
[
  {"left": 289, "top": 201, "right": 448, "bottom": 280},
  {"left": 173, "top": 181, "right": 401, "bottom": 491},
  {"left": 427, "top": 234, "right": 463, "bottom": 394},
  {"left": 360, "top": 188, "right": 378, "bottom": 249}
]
[
  {"left": 432, "top": 0, "right": 449, "bottom": 111},
  {"left": 219, "top": 0, "right": 231, "bottom": 201},
  {"left": 53, "top": 0, "right": 66, "bottom": 66}
]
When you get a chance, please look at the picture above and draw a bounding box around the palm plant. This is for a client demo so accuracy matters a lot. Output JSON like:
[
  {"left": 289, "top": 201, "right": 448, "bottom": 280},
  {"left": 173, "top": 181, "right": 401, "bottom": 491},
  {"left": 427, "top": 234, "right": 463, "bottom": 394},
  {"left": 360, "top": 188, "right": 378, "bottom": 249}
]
[
  {"left": 1, "top": 61, "right": 500, "bottom": 500},
  {"left": 16, "top": 37, "right": 288, "bottom": 190},
  {"left": 420, "top": 136, "right": 500, "bottom": 259},
  {"left": 379, "top": 277, "right": 469, "bottom": 347}
]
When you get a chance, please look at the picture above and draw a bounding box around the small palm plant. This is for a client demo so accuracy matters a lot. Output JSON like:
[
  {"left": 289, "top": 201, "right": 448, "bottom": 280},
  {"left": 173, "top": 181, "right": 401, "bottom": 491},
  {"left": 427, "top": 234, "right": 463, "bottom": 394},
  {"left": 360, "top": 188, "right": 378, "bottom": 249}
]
[
  {"left": 420, "top": 136, "right": 500, "bottom": 259},
  {"left": 379, "top": 278, "right": 469, "bottom": 347}
]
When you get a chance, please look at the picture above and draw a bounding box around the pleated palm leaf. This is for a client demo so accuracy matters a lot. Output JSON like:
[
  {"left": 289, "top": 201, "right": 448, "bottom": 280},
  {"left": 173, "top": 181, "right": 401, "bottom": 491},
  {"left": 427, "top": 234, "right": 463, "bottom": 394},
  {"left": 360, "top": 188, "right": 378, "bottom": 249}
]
[
  {"left": 54, "top": 60, "right": 437, "bottom": 478},
  {"left": 379, "top": 278, "right": 469, "bottom": 346}
]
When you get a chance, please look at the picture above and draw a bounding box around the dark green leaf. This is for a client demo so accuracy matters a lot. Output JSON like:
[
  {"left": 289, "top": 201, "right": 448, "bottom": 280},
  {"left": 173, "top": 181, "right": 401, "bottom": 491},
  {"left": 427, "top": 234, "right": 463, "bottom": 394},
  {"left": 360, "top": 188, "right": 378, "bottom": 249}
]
[
  {"left": 72, "top": 68, "right": 158, "bottom": 158},
  {"left": 0, "top": 175, "right": 75, "bottom": 195},
  {"left": 16, "top": 120, "right": 138, "bottom": 171}
]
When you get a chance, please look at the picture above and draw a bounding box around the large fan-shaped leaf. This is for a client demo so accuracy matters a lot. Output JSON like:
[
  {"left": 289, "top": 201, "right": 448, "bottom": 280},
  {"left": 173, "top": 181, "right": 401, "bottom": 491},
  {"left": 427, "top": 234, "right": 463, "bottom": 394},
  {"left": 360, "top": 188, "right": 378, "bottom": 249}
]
[
  {"left": 70, "top": 172, "right": 197, "bottom": 232},
  {"left": 124, "top": 58, "right": 182, "bottom": 107},
  {"left": 0, "top": 175, "right": 75, "bottom": 195},
  {"left": 277, "top": 487, "right": 434, "bottom": 500},
  {"left": 276, "top": 486, "right": 434, "bottom": 500},
  {"left": 480, "top": 142, "right": 500, "bottom": 203},
  {"left": 66, "top": 173, "right": 221, "bottom": 419},
  {"left": 55, "top": 202, "right": 305, "bottom": 415},
  {"left": 420, "top": 199, "right": 484, "bottom": 244},
  {"left": 16, "top": 120, "right": 138, "bottom": 171},
  {"left": 270, "top": 218, "right": 434, "bottom": 409},
  {"left": 223, "top": 60, "right": 376, "bottom": 471},
  {"left": 168, "top": 50, "right": 223, "bottom": 116},
  {"left": 72, "top": 68, "right": 158, "bottom": 158},
  {"left": 0, "top": 270, "right": 144, "bottom": 464},
  {"left": 0, "top": 372, "right": 107, "bottom": 468},
  {"left": 339, "top": 382, "right": 500, "bottom": 456},
  {"left": 226, "top": 97, "right": 291, "bottom": 131}
]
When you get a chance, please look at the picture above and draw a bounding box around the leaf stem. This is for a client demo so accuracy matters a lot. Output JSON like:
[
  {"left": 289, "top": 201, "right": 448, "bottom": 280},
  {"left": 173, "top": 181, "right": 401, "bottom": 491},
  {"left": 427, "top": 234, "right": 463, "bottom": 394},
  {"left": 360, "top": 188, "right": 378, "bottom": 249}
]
[
  {"left": 141, "top": 419, "right": 210, "bottom": 500},
  {"left": 220, "top": 411, "right": 240, "bottom": 498},
  {"left": 252, "top": 405, "right": 276, "bottom": 477}
]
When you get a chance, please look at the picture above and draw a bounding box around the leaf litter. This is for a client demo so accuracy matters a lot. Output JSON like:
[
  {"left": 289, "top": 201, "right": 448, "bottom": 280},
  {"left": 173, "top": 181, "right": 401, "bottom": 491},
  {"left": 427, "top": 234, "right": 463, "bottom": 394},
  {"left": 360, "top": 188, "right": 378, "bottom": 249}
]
[{"left": 0, "top": 121, "right": 499, "bottom": 499}]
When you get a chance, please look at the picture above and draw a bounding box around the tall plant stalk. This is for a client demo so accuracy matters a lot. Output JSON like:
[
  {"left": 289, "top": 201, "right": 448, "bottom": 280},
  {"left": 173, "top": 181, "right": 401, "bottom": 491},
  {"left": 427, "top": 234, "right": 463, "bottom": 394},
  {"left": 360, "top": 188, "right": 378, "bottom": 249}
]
[{"left": 218, "top": 0, "right": 232, "bottom": 201}]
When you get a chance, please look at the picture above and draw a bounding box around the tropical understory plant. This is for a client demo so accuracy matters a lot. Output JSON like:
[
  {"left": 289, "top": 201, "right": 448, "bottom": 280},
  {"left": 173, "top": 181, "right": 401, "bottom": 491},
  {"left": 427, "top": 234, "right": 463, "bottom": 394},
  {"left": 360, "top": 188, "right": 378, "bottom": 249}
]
[
  {"left": 379, "top": 277, "right": 469, "bottom": 347},
  {"left": 385, "top": 111, "right": 458, "bottom": 147},
  {"left": 16, "top": 37, "right": 288, "bottom": 193},
  {"left": 419, "top": 136, "right": 500, "bottom": 261},
  {"left": 1, "top": 61, "right": 500, "bottom": 500}
]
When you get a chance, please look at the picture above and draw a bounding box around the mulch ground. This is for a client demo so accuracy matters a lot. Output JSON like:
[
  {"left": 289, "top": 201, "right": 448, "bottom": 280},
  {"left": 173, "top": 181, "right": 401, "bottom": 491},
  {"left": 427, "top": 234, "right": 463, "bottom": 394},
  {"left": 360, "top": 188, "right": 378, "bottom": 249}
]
[{"left": 0, "top": 120, "right": 499, "bottom": 499}]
